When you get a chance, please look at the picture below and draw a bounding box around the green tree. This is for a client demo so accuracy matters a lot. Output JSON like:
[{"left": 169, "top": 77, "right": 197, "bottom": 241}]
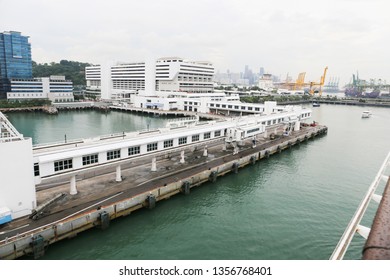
[{"left": 32, "top": 60, "right": 92, "bottom": 86}]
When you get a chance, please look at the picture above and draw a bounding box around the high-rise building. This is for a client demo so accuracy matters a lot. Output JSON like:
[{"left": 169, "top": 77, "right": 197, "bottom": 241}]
[
  {"left": 0, "top": 31, "right": 32, "bottom": 98},
  {"left": 259, "top": 67, "right": 265, "bottom": 76}
]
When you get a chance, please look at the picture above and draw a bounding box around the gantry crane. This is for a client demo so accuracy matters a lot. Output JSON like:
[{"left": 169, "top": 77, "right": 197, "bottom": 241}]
[
  {"left": 309, "top": 66, "right": 328, "bottom": 96},
  {"left": 294, "top": 72, "right": 306, "bottom": 90}
]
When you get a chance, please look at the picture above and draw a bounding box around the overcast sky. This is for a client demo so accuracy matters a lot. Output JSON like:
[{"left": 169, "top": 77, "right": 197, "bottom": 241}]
[{"left": 1, "top": 0, "right": 389, "bottom": 85}]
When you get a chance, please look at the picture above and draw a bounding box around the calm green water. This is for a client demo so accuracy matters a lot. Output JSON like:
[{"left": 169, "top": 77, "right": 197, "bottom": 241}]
[{"left": 7, "top": 105, "right": 390, "bottom": 260}]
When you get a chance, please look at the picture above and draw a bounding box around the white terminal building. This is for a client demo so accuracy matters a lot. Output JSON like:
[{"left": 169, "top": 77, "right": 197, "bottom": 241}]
[
  {"left": 6, "top": 75, "right": 74, "bottom": 103},
  {"left": 86, "top": 57, "right": 217, "bottom": 112}
]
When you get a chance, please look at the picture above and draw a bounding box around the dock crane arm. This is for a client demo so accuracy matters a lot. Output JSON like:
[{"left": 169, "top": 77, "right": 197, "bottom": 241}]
[{"left": 309, "top": 66, "right": 328, "bottom": 96}]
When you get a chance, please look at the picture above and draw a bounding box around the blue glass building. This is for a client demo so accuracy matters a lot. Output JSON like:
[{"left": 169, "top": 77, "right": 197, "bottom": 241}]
[{"left": 0, "top": 31, "right": 32, "bottom": 98}]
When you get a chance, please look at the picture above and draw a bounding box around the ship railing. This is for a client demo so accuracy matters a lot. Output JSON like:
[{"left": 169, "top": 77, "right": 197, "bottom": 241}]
[{"left": 330, "top": 151, "right": 390, "bottom": 260}]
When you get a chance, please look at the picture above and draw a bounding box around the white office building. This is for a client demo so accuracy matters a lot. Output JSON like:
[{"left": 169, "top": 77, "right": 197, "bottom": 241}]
[
  {"left": 258, "top": 74, "right": 275, "bottom": 91},
  {"left": 6, "top": 75, "right": 74, "bottom": 102},
  {"left": 155, "top": 57, "right": 214, "bottom": 93},
  {"left": 85, "top": 57, "right": 214, "bottom": 101}
]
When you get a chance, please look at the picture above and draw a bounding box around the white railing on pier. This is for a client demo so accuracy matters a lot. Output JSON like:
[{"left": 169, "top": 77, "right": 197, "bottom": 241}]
[{"left": 330, "top": 151, "right": 390, "bottom": 260}]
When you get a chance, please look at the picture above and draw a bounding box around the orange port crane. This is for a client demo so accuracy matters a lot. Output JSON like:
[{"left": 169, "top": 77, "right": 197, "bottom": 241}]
[
  {"left": 278, "top": 72, "right": 307, "bottom": 90},
  {"left": 309, "top": 66, "right": 328, "bottom": 96},
  {"left": 294, "top": 72, "right": 306, "bottom": 90}
]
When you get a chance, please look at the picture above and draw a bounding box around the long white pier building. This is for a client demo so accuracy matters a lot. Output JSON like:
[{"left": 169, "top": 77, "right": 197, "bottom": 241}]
[{"left": 0, "top": 102, "right": 311, "bottom": 223}]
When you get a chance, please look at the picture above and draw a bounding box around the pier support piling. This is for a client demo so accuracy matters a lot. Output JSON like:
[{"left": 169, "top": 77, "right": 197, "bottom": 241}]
[
  {"left": 70, "top": 175, "right": 77, "bottom": 195},
  {"left": 151, "top": 157, "right": 157, "bottom": 172}
]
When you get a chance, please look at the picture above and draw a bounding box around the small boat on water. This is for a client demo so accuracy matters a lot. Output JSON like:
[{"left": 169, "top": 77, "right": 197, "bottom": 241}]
[
  {"left": 312, "top": 102, "right": 320, "bottom": 107},
  {"left": 362, "top": 110, "right": 372, "bottom": 118}
]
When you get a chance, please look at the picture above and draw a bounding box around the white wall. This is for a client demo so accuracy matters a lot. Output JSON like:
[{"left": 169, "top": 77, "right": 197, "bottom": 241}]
[
  {"left": 144, "top": 57, "right": 156, "bottom": 95},
  {"left": 100, "top": 62, "right": 113, "bottom": 100},
  {"left": 0, "top": 138, "right": 36, "bottom": 219}
]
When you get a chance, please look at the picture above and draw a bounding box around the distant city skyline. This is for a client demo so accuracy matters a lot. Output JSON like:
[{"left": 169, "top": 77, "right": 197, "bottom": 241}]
[{"left": 1, "top": 0, "right": 389, "bottom": 86}]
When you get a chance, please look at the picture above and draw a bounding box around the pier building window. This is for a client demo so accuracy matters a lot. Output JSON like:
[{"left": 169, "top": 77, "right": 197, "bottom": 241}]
[
  {"left": 192, "top": 134, "right": 200, "bottom": 142},
  {"left": 54, "top": 159, "right": 73, "bottom": 172},
  {"left": 214, "top": 130, "right": 221, "bottom": 137},
  {"left": 34, "top": 163, "right": 40, "bottom": 176},
  {"left": 234, "top": 106, "right": 239, "bottom": 109},
  {"left": 179, "top": 137, "right": 187, "bottom": 145},
  {"left": 164, "top": 139, "right": 173, "bottom": 148},
  {"left": 128, "top": 146, "right": 140, "bottom": 155},
  {"left": 107, "top": 149, "right": 121, "bottom": 160},
  {"left": 82, "top": 154, "right": 99, "bottom": 166},
  {"left": 267, "top": 121, "right": 271, "bottom": 125},
  {"left": 147, "top": 142, "right": 158, "bottom": 152},
  {"left": 204, "top": 132, "right": 211, "bottom": 139},
  {"left": 247, "top": 128, "right": 260, "bottom": 134}
]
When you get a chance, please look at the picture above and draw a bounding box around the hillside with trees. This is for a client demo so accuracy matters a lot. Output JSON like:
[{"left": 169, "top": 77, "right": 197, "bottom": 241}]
[{"left": 32, "top": 60, "right": 92, "bottom": 85}]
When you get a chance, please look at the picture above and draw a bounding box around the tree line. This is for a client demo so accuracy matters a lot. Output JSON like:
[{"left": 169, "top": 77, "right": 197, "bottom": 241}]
[{"left": 32, "top": 60, "right": 91, "bottom": 86}]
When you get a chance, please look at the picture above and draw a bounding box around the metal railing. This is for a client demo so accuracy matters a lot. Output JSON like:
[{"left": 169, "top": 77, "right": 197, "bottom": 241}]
[
  {"left": 0, "top": 112, "right": 23, "bottom": 143},
  {"left": 330, "top": 151, "right": 390, "bottom": 260}
]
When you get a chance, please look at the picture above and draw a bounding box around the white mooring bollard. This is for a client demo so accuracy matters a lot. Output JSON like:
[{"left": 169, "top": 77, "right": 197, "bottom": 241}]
[
  {"left": 151, "top": 157, "right": 157, "bottom": 172},
  {"left": 70, "top": 175, "right": 77, "bottom": 195},
  {"left": 116, "top": 165, "right": 122, "bottom": 182}
]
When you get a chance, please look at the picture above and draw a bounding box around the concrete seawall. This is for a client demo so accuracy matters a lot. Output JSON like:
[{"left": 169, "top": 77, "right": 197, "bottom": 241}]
[{"left": 0, "top": 125, "right": 327, "bottom": 259}]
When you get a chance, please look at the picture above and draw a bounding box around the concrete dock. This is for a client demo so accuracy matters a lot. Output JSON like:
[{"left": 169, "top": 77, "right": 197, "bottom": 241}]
[{"left": 0, "top": 124, "right": 327, "bottom": 259}]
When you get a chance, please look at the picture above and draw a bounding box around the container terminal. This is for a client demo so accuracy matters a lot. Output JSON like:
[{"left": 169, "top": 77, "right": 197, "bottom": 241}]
[{"left": 0, "top": 101, "right": 329, "bottom": 259}]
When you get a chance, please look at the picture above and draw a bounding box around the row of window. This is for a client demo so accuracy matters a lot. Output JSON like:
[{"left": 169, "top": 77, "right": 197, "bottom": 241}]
[
  {"left": 178, "top": 77, "right": 212, "bottom": 82},
  {"left": 246, "top": 128, "right": 261, "bottom": 134},
  {"left": 54, "top": 99, "right": 74, "bottom": 102},
  {"left": 184, "top": 101, "right": 198, "bottom": 105},
  {"left": 209, "top": 103, "right": 264, "bottom": 112},
  {"left": 48, "top": 130, "right": 223, "bottom": 174},
  {"left": 9, "top": 93, "right": 44, "bottom": 97}
]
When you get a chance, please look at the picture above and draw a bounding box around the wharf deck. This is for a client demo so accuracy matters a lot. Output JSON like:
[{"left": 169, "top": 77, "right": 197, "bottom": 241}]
[{"left": 0, "top": 125, "right": 327, "bottom": 259}]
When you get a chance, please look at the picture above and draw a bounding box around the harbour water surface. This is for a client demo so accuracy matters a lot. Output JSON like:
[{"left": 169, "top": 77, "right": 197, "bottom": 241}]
[{"left": 7, "top": 105, "right": 390, "bottom": 259}]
